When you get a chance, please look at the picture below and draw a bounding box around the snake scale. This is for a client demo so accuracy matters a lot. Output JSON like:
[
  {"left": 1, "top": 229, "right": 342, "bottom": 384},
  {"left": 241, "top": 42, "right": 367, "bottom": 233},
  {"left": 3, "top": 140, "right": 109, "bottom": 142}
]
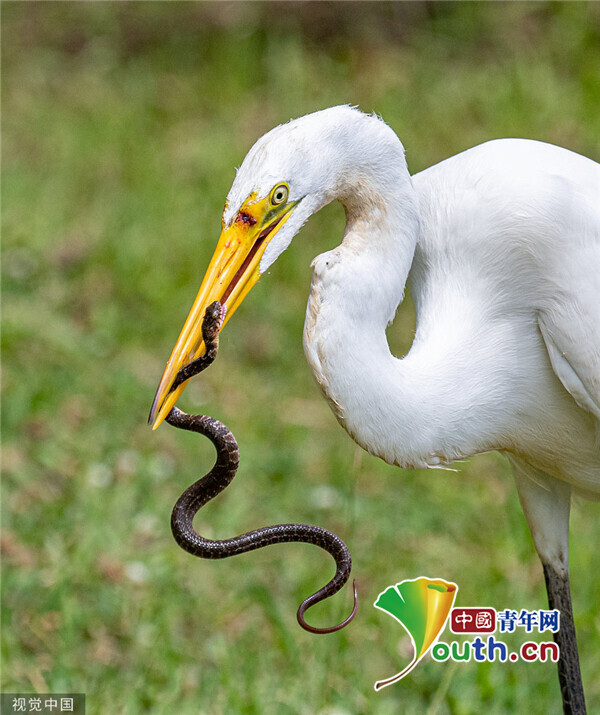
[{"left": 165, "top": 301, "right": 357, "bottom": 633}]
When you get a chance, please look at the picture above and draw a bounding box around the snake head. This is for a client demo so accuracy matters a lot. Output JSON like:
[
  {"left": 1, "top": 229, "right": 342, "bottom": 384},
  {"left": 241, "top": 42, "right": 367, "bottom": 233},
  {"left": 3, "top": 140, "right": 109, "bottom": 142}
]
[
  {"left": 165, "top": 303, "right": 224, "bottom": 395},
  {"left": 202, "top": 301, "right": 225, "bottom": 344}
]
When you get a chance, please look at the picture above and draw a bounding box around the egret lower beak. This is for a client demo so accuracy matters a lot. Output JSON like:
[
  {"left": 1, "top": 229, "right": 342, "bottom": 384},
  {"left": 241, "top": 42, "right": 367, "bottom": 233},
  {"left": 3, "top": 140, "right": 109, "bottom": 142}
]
[{"left": 149, "top": 195, "right": 296, "bottom": 429}]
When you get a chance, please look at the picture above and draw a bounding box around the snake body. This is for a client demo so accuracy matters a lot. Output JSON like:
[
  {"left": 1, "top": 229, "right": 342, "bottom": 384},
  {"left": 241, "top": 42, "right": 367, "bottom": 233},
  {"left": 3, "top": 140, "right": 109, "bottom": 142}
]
[{"left": 165, "top": 301, "right": 357, "bottom": 633}]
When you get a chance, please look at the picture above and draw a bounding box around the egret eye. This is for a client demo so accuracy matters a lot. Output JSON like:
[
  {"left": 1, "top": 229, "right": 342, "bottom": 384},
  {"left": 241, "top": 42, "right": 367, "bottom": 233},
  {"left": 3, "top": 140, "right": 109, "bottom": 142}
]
[{"left": 270, "top": 183, "right": 289, "bottom": 206}]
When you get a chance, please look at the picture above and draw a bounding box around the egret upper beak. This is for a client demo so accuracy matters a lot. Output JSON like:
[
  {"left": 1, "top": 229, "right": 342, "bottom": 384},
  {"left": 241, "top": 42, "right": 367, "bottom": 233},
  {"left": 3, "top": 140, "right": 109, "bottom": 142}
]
[{"left": 149, "top": 192, "right": 297, "bottom": 429}]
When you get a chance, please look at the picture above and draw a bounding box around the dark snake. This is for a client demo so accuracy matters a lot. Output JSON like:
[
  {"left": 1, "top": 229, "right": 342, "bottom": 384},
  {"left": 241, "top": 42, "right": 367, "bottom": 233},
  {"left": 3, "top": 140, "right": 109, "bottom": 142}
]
[{"left": 165, "top": 301, "right": 357, "bottom": 634}]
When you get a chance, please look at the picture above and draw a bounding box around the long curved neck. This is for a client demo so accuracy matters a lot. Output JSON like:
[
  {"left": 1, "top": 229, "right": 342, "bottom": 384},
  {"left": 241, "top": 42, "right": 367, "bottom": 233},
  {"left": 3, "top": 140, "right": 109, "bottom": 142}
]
[
  {"left": 303, "top": 191, "right": 422, "bottom": 468},
  {"left": 302, "top": 156, "right": 490, "bottom": 470}
]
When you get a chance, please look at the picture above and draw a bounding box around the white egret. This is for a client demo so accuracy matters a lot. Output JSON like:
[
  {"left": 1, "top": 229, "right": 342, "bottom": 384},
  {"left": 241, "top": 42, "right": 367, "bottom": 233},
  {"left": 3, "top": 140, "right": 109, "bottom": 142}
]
[{"left": 150, "top": 106, "right": 599, "bottom": 713}]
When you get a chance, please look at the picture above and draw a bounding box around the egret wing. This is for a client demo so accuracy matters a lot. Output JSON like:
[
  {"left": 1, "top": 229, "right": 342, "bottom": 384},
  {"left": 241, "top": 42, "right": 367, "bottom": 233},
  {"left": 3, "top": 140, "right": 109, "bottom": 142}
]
[{"left": 539, "top": 292, "right": 600, "bottom": 421}]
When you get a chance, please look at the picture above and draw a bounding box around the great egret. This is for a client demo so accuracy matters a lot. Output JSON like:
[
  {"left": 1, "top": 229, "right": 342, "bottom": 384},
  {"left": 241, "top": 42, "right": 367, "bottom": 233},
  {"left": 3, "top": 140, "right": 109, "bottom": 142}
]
[{"left": 150, "top": 106, "right": 599, "bottom": 713}]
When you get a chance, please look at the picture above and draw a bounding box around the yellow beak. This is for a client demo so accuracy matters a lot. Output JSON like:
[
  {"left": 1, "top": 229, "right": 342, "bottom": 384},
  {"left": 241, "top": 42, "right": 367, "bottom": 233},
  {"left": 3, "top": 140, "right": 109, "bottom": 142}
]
[{"left": 149, "top": 193, "right": 297, "bottom": 429}]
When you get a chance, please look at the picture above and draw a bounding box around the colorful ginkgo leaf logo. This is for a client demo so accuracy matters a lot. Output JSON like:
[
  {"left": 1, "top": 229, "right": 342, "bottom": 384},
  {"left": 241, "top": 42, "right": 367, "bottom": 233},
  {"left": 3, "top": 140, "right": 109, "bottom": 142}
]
[{"left": 374, "top": 576, "right": 458, "bottom": 690}]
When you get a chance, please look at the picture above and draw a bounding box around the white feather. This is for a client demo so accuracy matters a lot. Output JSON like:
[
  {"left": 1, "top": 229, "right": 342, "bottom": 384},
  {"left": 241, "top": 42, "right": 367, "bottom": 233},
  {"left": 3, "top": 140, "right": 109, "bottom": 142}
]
[{"left": 224, "top": 106, "right": 600, "bottom": 569}]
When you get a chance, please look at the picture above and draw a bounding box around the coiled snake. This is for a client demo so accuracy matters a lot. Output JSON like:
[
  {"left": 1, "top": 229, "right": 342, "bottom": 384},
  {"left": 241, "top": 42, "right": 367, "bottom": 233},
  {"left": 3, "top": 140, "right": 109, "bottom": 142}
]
[{"left": 165, "top": 301, "right": 357, "bottom": 633}]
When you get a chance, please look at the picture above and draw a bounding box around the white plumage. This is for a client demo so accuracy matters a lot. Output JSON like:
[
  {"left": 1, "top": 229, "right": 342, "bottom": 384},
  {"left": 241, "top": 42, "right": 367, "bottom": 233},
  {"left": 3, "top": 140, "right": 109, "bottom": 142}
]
[
  {"left": 152, "top": 106, "right": 599, "bottom": 709},
  {"left": 230, "top": 108, "right": 599, "bottom": 490},
  {"left": 307, "top": 134, "right": 600, "bottom": 480}
]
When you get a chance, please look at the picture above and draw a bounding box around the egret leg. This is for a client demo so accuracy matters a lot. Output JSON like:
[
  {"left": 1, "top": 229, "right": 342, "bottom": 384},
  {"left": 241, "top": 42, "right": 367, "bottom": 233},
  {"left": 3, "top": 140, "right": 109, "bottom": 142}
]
[
  {"left": 509, "top": 456, "right": 586, "bottom": 715},
  {"left": 543, "top": 563, "right": 586, "bottom": 715}
]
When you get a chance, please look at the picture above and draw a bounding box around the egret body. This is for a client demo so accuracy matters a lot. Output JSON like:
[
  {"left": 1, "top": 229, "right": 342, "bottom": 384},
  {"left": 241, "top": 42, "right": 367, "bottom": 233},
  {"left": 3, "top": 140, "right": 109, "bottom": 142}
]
[{"left": 150, "top": 107, "right": 599, "bottom": 713}]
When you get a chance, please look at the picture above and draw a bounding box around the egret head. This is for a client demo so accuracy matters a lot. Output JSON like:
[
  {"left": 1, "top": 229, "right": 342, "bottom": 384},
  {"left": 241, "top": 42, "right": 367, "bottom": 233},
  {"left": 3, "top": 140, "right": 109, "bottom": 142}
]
[{"left": 149, "top": 106, "right": 405, "bottom": 427}]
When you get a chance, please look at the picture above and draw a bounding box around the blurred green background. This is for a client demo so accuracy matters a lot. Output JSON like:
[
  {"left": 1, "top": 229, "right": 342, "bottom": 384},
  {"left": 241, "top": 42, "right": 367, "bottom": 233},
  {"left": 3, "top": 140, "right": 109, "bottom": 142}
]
[{"left": 2, "top": 3, "right": 599, "bottom": 714}]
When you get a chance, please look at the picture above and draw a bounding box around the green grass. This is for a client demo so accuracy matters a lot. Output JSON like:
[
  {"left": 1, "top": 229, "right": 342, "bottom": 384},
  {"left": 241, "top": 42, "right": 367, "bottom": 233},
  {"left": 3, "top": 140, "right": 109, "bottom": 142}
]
[{"left": 2, "top": 3, "right": 599, "bottom": 713}]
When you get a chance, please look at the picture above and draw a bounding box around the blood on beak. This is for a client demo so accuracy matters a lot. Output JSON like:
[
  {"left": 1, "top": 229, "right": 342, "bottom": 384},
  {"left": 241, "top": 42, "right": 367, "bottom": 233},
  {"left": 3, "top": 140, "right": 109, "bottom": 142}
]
[{"left": 149, "top": 193, "right": 296, "bottom": 428}]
